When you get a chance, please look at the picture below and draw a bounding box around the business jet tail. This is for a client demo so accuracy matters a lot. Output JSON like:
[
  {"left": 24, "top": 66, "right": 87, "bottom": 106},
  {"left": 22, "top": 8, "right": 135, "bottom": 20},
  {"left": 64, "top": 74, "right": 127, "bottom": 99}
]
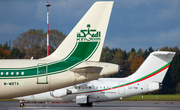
[
  {"left": 43, "top": 1, "right": 113, "bottom": 62},
  {"left": 129, "top": 51, "right": 175, "bottom": 83}
]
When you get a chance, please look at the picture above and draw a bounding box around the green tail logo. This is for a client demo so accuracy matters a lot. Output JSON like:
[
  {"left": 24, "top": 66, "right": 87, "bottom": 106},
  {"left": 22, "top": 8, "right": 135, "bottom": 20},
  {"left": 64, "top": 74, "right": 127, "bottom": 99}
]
[{"left": 77, "top": 24, "right": 101, "bottom": 42}]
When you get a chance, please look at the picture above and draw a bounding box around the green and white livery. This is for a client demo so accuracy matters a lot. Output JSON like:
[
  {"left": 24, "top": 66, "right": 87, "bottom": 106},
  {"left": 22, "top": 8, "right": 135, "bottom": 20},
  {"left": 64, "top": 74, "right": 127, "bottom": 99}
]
[{"left": 0, "top": 1, "right": 119, "bottom": 99}]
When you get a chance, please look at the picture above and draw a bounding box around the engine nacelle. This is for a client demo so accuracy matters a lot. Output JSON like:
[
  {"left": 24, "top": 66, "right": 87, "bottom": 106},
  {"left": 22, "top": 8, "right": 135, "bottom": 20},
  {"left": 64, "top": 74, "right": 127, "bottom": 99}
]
[
  {"left": 76, "top": 95, "right": 88, "bottom": 104},
  {"left": 148, "top": 83, "right": 160, "bottom": 92},
  {"left": 50, "top": 88, "right": 72, "bottom": 98}
]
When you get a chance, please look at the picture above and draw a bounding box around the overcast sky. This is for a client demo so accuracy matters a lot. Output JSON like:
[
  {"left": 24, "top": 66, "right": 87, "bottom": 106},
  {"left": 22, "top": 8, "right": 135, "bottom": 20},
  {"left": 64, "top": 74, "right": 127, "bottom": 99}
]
[{"left": 0, "top": 0, "right": 180, "bottom": 51}]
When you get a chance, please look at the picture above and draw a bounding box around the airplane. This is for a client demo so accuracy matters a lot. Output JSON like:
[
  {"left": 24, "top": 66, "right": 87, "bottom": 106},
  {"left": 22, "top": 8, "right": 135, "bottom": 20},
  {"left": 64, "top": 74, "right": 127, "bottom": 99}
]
[
  {"left": 15, "top": 51, "right": 176, "bottom": 107},
  {"left": 0, "top": 1, "right": 120, "bottom": 99}
]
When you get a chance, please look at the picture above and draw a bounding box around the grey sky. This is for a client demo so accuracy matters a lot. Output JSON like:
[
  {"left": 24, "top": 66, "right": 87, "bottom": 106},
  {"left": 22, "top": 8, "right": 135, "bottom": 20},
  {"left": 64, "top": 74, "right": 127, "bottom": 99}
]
[{"left": 0, "top": 0, "right": 180, "bottom": 51}]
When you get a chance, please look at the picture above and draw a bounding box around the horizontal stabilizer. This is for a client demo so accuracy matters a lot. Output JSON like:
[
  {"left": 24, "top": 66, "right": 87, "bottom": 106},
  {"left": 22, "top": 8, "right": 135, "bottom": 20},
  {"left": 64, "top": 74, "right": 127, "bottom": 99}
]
[
  {"left": 152, "top": 51, "right": 175, "bottom": 56},
  {"left": 71, "top": 66, "right": 102, "bottom": 74}
]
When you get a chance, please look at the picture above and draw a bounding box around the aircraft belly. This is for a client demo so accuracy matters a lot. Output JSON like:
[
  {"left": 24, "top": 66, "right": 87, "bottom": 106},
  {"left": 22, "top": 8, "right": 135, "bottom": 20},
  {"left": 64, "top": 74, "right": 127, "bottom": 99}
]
[
  {"left": 0, "top": 78, "right": 47, "bottom": 99},
  {"left": 0, "top": 72, "right": 73, "bottom": 98},
  {"left": 88, "top": 90, "right": 120, "bottom": 102}
]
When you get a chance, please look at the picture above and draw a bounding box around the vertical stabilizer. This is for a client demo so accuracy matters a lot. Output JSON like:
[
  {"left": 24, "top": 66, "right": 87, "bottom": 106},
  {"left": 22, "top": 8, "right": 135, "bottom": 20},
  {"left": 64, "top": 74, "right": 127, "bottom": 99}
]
[
  {"left": 129, "top": 51, "right": 175, "bottom": 83},
  {"left": 43, "top": 1, "right": 113, "bottom": 62}
]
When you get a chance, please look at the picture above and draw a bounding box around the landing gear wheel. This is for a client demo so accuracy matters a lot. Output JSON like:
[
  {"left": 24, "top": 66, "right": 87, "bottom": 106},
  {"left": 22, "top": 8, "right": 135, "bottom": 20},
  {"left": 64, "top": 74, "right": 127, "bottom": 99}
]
[{"left": 79, "top": 103, "right": 93, "bottom": 107}]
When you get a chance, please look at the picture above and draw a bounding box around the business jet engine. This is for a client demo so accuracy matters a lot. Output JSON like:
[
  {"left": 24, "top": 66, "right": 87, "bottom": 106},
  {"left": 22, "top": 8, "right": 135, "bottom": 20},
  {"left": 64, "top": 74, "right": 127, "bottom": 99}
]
[{"left": 50, "top": 88, "right": 72, "bottom": 98}]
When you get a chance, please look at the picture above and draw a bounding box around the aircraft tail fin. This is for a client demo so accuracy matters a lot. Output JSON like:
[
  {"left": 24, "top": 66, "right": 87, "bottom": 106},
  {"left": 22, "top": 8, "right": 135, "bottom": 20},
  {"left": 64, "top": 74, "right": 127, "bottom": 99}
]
[
  {"left": 129, "top": 51, "right": 175, "bottom": 83},
  {"left": 42, "top": 1, "right": 113, "bottom": 62}
]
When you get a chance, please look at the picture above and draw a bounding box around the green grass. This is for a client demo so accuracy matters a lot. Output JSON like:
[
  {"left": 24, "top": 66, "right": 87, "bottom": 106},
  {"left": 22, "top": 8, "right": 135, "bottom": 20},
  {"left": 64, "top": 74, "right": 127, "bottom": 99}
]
[
  {"left": 119, "top": 95, "right": 180, "bottom": 101},
  {"left": 0, "top": 99, "right": 18, "bottom": 101}
]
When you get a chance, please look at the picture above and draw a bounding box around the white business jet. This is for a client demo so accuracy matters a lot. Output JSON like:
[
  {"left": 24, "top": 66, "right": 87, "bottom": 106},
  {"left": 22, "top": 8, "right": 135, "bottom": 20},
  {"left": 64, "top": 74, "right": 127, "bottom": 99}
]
[
  {"left": 15, "top": 51, "right": 175, "bottom": 107},
  {"left": 0, "top": 1, "right": 119, "bottom": 99}
]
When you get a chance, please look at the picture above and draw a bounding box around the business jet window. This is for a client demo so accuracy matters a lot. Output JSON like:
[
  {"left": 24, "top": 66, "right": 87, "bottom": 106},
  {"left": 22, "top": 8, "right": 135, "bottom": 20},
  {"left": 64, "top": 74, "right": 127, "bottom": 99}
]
[{"left": 0, "top": 71, "right": 26, "bottom": 76}]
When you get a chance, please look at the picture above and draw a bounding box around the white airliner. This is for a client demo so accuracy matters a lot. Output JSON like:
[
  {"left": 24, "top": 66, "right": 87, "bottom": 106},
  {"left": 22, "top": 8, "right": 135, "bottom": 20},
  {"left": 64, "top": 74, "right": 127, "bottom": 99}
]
[
  {"left": 15, "top": 51, "right": 175, "bottom": 107},
  {"left": 0, "top": 1, "right": 120, "bottom": 99}
]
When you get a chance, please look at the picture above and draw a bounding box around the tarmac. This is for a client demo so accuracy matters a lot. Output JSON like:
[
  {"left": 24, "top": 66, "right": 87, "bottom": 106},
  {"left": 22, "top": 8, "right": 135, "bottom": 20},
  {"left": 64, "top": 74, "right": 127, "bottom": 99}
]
[{"left": 0, "top": 101, "right": 180, "bottom": 110}]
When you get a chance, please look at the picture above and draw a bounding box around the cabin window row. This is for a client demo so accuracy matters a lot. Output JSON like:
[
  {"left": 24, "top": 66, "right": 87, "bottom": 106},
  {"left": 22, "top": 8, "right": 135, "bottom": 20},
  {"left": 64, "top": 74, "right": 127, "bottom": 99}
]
[
  {"left": 0, "top": 72, "right": 24, "bottom": 76},
  {"left": 75, "top": 86, "right": 112, "bottom": 90}
]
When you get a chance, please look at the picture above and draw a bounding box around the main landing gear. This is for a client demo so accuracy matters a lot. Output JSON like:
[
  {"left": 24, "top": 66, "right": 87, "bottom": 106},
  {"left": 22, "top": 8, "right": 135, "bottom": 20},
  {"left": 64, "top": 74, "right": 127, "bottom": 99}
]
[{"left": 79, "top": 102, "right": 93, "bottom": 107}]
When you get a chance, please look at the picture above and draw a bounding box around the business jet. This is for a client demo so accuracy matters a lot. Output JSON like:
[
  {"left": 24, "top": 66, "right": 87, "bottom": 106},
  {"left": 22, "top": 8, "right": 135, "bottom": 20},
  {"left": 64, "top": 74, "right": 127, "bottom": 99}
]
[
  {"left": 15, "top": 51, "right": 175, "bottom": 107},
  {"left": 0, "top": 1, "right": 120, "bottom": 99}
]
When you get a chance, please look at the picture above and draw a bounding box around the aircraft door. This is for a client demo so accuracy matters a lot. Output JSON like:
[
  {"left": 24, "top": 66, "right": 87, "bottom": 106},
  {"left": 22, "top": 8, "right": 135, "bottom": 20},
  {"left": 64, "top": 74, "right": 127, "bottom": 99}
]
[
  {"left": 118, "top": 82, "right": 125, "bottom": 95},
  {"left": 37, "top": 63, "right": 48, "bottom": 84}
]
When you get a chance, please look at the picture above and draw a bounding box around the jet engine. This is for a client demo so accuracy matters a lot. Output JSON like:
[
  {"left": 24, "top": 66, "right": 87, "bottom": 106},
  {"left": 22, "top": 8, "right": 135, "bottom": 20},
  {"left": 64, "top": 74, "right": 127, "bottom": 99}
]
[{"left": 50, "top": 88, "right": 72, "bottom": 98}]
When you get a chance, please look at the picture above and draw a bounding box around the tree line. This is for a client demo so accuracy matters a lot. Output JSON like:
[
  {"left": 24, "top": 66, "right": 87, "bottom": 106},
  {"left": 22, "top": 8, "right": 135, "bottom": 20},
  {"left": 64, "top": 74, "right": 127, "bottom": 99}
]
[
  {"left": 1, "top": 29, "right": 180, "bottom": 94},
  {"left": 100, "top": 46, "right": 180, "bottom": 94}
]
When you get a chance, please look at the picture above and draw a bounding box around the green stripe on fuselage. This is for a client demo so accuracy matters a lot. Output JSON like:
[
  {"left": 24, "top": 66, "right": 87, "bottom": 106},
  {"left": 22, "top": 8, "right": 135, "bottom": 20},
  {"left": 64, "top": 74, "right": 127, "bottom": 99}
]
[{"left": 0, "top": 42, "right": 99, "bottom": 79}]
